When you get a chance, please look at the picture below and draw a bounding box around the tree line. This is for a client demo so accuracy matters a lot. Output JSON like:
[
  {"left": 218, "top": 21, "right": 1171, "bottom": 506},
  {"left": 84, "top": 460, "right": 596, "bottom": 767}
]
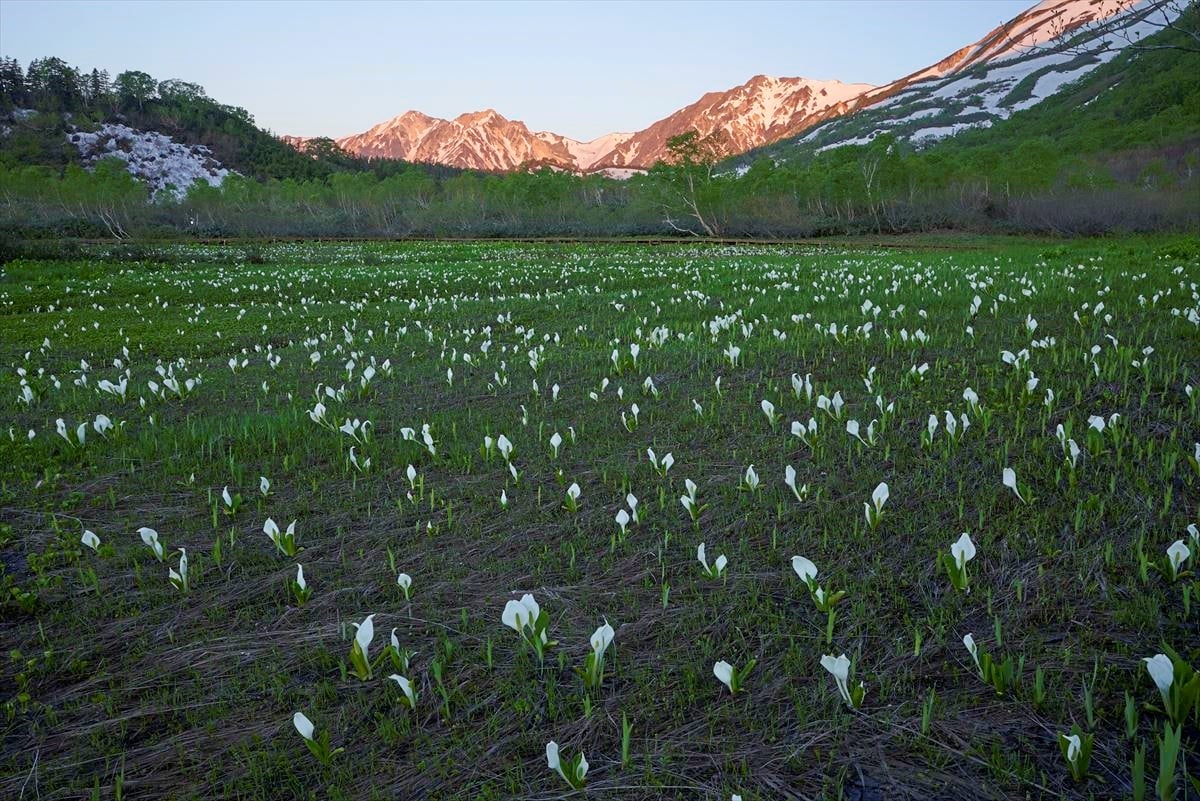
[{"left": 0, "top": 47, "right": 1197, "bottom": 243}]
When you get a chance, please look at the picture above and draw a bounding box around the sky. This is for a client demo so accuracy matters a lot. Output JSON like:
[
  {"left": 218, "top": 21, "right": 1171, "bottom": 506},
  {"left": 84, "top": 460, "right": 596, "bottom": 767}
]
[{"left": 1, "top": 0, "right": 1037, "bottom": 141}]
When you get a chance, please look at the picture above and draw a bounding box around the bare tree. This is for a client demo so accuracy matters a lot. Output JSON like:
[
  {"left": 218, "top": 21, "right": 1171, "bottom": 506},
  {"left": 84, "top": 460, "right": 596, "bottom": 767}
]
[{"left": 1038, "top": 0, "right": 1199, "bottom": 58}]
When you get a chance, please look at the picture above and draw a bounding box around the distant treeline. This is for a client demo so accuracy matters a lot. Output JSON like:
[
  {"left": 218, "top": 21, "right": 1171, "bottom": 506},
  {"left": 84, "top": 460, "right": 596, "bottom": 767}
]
[
  {"left": 1, "top": 40, "right": 1197, "bottom": 242},
  {"left": 0, "top": 56, "right": 460, "bottom": 182}
]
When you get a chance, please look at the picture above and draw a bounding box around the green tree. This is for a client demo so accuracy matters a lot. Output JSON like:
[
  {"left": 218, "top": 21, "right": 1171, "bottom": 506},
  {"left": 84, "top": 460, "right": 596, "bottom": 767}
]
[
  {"left": 0, "top": 57, "right": 26, "bottom": 109},
  {"left": 114, "top": 70, "right": 157, "bottom": 111},
  {"left": 654, "top": 129, "right": 728, "bottom": 236}
]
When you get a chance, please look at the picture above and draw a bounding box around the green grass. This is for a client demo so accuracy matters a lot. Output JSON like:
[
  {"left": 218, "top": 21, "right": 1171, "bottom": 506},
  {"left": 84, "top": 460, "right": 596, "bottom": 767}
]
[{"left": 0, "top": 237, "right": 1197, "bottom": 800}]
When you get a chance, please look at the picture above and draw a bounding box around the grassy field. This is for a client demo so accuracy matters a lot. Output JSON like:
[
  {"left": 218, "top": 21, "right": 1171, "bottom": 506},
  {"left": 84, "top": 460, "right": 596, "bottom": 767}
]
[{"left": 1, "top": 237, "right": 1197, "bottom": 800}]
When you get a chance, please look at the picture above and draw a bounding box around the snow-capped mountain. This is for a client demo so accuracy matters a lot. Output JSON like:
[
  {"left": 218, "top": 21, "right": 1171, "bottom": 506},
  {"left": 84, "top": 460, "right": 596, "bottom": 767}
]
[
  {"left": 596, "top": 76, "right": 875, "bottom": 169},
  {"left": 321, "top": 76, "right": 872, "bottom": 173},
  {"left": 779, "top": 0, "right": 1179, "bottom": 155},
  {"left": 332, "top": 109, "right": 632, "bottom": 172},
  {"left": 287, "top": 0, "right": 1172, "bottom": 173}
]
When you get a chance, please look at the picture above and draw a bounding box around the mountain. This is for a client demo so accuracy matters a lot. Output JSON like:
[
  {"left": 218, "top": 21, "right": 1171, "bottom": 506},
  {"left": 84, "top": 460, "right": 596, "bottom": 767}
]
[
  {"left": 320, "top": 76, "right": 873, "bottom": 172},
  {"left": 737, "top": 0, "right": 1184, "bottom": 163},
  {"left": 327, "top": 109, "right": 628, "bottom": 172},
  {"left": 595, "top": 76, "right": 874, "bottom": 169},
  {"left": 300, "top": 0, "right": 1169, "bottom": 174}
]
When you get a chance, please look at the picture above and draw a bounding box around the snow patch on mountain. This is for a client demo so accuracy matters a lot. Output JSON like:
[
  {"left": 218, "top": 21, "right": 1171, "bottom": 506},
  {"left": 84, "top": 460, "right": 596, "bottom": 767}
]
[
  {"left": 777, "top": 0, "right": 1176, "bottom": 155},
  {"left": 563, "top": 132, "right": 635, "bottom": 170},
  {"left": 69, "top": 124, "right": 229, "bottom": 199}
]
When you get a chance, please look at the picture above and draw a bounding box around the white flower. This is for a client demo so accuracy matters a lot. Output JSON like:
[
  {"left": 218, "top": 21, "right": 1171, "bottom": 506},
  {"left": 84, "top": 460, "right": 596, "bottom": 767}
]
[
  {"left": 1002, "top": 467, "right": 1024, "bottom": 503},
  {"left": 713, "top": 660, "right": 734, "bottom": 692},
  {"left": 820, "top": 653, "right": 853, "bottom": 705},
  {"left": 871, "top": 482, "right": 888, "bottom": 510},
  {"left": 352, "top": 614, "right": 375, "bottom": 662},
  {"left": 951, "top": 532, "right": 976, "bottom": 569},
  {"left": 963, "top": 633, "right": 980, "bottom": 673},
  {"left": 1063, "top": 733, "right": 1081, "bottom": 765},
  {"left": 697, "top": 542, "right": 727, "bottom": 577},
  {"left": 590, "top": 621, "right": 615, "bottom": 663},
  {"left": 81, "top": 530, "right": 100, "bottom": 550},
  {"left": 502, "top": 593, "right": 541, "bottom": 634},
  {"left": 1166, "top": 540, "right": 1190, "bottom": 571},
  {"left": 138, "top": 527, "right": 164, "bottom": 560},
  {"left": 742, "top": 464, "right": 759, "bottom": 491},
  {"left": 389, "top": 674, "right": 417, "bottom": 707},
  {"left": 791, "top": 555, "right": 817, "bottom": 585},
  {"left": 293, "top": 711, "right": 315, "bottom": 741},
  {"left": 545, "top": 740, "right": 588, "bottom": 787},
  {"left": 1143, "top": 653, "right": 1174, "bottom": 704}
]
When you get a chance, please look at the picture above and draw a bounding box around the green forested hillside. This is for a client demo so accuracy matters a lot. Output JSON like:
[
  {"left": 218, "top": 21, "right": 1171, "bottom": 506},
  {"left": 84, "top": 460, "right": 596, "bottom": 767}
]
[{"left": 0, "top": 57, "right": 456, "bottom": 182}]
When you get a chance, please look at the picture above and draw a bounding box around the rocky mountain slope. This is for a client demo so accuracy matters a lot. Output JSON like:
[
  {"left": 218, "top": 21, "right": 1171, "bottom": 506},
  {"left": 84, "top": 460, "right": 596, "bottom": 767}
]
[
  {"left": 756, "top": 0, "right": 1184, "bottom": 159},
  {"left": 332, "top": 109, "right": 629, "bottom": 171}
]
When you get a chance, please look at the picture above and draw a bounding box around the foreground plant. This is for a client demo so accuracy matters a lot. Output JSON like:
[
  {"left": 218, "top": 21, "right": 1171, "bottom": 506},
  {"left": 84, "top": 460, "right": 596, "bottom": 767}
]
[
  {"left": 940, "top": 532, "right": 976, "bottom": 592},
  {"left": 564, "top": 482, "right": 581, "bottom": 513},
  {"left": 680, "top": 478, "right": 705, "bottom": 522},
  {"left": 1156, "top": 720, "right": 1184, "bottom": 801},
  {"left": 293, "top": 711, "right": 343, "bottom": 766},
  {"left": 1059, "top": 725, "right": 1094, "bottom": 782},
  {"left": 792, "top": 555, "right": 846, "bottom": 643},
  {"left": 388, "top": 673, "right": 418, "bottom": 709},
  {"left": 963, "top": 633, "right": 1020, "bottom": 695},
  {"left": 348, "top": 614, "right": 375, "bottom": 680},
  {"left": 502, "top": 593, "right": 555, "bottom": 664},
  {"left": 138, "top": 527, "right": 165, "bottom": 561},
  {"left": 821, "top": 653, "right": 866, "bottom": 709},
  {"left": 80, "top": 529, "right": 100, "bottom": 551},
  {"left": 545, "top": 741, "right": 588, "bottom": 789},
  {"left": 168, "top": 548, "right": 189, "bottom": 593},
  {"left": 220, "top": 486, "right": 243, "bottom": 516},
  {"left": 713, "top": 659, "right": 755, "bottom": 695},
  {"left": 1002, "top": 467, "right": 1027, "bottom": 504},
  {"left": 1153, "top": 540, "right": 1191, "bottom": 583},
  {"left": 697, "top": 542, "right": 728, "bottom": 580},
  {"left": 580, "top": 620, "right": 615, "bottom": 690},
  {"left": 289, "top": 564, "right": 311, "bottom": 605},
  {"left": 1143, "top": 649, "right": 1200, "bottom": 726},
  {"left": 864, "top": 482, "right": 888, "bottom": 530},
  {"left": 263, "top": 517, "right": 299, "bottom": 557}
]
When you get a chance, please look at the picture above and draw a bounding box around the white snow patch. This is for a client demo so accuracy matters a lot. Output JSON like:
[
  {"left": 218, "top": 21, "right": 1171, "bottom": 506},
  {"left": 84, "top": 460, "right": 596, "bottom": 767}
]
[
  {"left": 888, "top": 107, "right": 940, "bottom": 126},
  {"left": 593, "top": 167, "right": 644, "bottom": 180},
  {"left": 816, "top": 134, "right": 879, "bottom": 154},
  {"left": 910, "top": 119, "right": 994, "bottom": 143},
  {"left": 69, "top": 124, "right": 229, "bottom": 199},
  {"left": 564, "top": 132, "right": 635, "bottom": 170}
]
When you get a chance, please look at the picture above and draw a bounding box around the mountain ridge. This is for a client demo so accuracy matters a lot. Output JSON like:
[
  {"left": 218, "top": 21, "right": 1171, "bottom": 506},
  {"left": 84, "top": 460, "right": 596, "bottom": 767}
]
[{"left": 286, "top": 1, "right": 1171, "bottom": 173}]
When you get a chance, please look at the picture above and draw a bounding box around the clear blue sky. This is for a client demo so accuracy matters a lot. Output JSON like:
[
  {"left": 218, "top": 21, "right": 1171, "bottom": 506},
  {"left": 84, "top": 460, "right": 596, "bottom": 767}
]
[{"left": 1, "top": 0, "right": 1035, "bottom": 141}]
